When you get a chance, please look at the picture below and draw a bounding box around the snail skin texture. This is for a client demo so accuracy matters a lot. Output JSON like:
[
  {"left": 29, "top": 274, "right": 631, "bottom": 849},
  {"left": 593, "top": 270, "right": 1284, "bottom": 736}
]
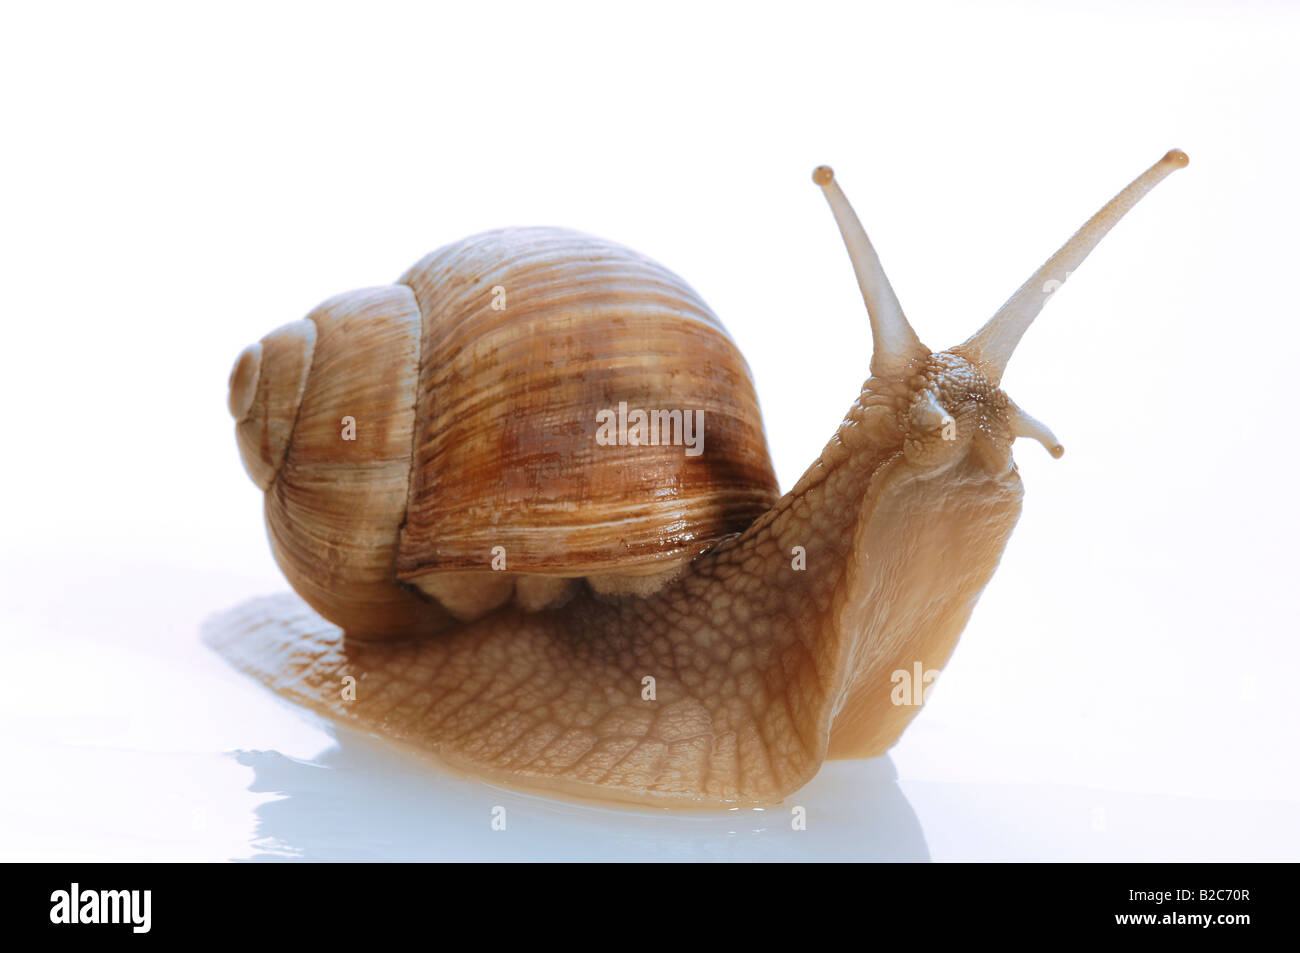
[{"left": 208, "top": 150, "right": 1188, "bottom": 806}]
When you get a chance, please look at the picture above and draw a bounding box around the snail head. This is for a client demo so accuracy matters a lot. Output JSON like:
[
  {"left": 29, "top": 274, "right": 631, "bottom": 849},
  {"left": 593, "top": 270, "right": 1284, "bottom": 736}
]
[{"left": 813, "top": 150, "right": 1187, "bottom": 477}]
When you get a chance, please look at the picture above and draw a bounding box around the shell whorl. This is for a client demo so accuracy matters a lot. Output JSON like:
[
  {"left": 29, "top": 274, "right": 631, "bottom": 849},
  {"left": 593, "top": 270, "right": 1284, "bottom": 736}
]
[
  {"left": 395, "top": 227, "right": 779, "bottom": 586},
  {"left": 230, "top": 319, "right": 316, "bottom": 490},
  {"left": 231, "top": 288, "right": 454, "bottom": 640}
]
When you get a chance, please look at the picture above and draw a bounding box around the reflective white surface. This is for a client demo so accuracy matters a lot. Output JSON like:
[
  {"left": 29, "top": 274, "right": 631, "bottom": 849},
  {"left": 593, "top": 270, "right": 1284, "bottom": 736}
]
[
  {"left": 1, "top": 558, "right": 1294, "bottom": 861},
  {"left": 1, "top": 1, "right": 1298, "bottom": 861}
]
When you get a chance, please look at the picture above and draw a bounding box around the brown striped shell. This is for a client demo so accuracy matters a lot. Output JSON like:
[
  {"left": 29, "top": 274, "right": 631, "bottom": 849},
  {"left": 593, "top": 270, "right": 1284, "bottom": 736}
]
[{"left": 229, "top": 227, "right": 780, "bottom": 640}]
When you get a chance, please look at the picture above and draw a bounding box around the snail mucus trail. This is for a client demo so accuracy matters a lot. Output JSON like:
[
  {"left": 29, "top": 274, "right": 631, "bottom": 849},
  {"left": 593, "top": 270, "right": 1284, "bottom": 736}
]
[{"left": 212, "top": 150, "right": 1188, "bottom": 805}]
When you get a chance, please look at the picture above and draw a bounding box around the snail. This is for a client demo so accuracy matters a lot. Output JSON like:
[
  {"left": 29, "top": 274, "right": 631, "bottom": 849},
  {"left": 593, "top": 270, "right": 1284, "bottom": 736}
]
[{"left": 209, "top": 149, "right": 1188, "bottom": 805}]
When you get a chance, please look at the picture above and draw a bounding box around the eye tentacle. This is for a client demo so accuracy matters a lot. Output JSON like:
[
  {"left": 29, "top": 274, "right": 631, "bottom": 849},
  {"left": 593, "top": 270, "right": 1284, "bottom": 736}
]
[
  {"left": 813, "top": 165, "right": 927, "bottom": 378},
  {"left": 1010, "top": 402, "right": 1065, "bottom": 459},
  {"left": 957, "top": 149, "right": 1189, "bottom": 384}
]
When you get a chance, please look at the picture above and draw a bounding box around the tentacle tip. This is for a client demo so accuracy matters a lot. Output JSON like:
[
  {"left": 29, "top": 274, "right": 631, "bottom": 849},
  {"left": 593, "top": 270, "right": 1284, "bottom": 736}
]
[
  {"left": 1163, "top": 149, "right": 1190, "bottom": 169},
  {"left": 812, "top": 165, "right": 835, "bottom": 187},
  {"left": 1049, "top": 443, "right": 1065, "bottom": 459}
]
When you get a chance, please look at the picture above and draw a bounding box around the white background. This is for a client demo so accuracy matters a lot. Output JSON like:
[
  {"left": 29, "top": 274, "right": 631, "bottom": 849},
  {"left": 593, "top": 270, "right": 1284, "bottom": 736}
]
[{"left": 1, "top": 0, "right": 1296, "bottom": 860}]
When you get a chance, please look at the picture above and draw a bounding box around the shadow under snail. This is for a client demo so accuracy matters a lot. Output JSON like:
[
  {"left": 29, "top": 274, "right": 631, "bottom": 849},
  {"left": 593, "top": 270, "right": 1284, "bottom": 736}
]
[{"left": 209, "top": 149, "right": 1188, "bottom": 805}]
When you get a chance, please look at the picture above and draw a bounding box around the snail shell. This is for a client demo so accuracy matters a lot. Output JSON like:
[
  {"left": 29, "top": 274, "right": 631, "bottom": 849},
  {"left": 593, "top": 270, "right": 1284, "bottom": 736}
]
[{"left": 230, "top": 228, "right": 779, "bottom": 640}]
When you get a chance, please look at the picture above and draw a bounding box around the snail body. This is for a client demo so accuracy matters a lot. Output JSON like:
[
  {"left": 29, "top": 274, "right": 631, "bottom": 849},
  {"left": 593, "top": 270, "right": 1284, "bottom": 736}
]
[{"left": 213, "top": 151, "right": 1187, "bottom": 804}]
